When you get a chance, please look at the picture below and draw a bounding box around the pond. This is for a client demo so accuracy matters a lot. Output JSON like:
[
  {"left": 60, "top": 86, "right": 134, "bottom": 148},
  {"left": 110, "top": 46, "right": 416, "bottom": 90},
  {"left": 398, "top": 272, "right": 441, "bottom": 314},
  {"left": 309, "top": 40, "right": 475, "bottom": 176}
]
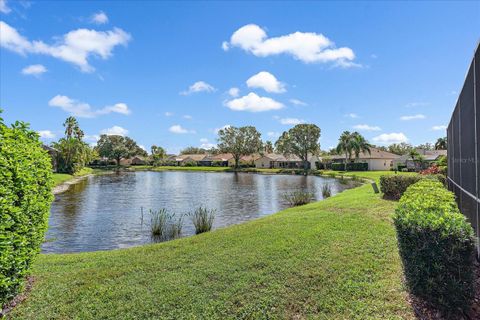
[{"left": 43, "top": 171, "right": 353, "bottom": 253}]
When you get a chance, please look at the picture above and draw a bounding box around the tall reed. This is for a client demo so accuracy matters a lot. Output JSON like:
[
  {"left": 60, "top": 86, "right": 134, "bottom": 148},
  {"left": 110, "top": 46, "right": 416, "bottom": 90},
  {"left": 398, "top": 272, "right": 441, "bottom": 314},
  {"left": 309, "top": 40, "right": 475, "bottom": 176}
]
[
  {"left": 322, "top": 183, "right": 332, "bottom": 198},
  {"left": 283, "top": 191, "right": 314, "bottom": 207},
  {"left": 191, "top": 207, "right": 215, "bottom": 234}
]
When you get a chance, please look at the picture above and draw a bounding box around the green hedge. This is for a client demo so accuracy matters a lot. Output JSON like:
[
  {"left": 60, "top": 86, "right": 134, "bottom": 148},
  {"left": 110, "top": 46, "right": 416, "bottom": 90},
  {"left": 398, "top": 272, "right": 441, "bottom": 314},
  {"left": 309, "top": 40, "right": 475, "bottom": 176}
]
[
  {"left": 0, "top": 119, "right": 54, "bottom": 307},
  {"left": 394, "top": 179, "right": 475, "bottom": 313},
  {"left": 379, "top": 175, "right": 423, "bottom": 200},
  {"left": 330, "top": 162, "right": 368, "bottom": 171}
]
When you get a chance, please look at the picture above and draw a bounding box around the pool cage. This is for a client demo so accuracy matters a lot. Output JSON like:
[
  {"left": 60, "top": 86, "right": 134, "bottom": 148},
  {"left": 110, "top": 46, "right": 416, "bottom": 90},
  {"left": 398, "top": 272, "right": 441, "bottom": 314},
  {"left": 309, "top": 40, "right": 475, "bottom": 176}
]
[{"left": 447, "top": 41, "right": 480, "bottom": 256}]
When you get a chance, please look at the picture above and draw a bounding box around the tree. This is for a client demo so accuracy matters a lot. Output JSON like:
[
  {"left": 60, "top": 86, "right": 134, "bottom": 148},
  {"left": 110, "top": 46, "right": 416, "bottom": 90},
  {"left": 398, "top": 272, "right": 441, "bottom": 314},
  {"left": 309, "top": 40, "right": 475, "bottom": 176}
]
[
  {"left": 53, "top": 117, "right": 92, "bottom": 174},
  {"left": 435, "top": 137, "right": 447, "bottom": 150},
  {"left": 180, "top": 146, "right": 208, "bottom": 155},
  {"left": 416, "top": 142, "right": 434, "bottom": 151},
  {"left": 335, "top": 131, "right": 370, "bottom": 171},
  {"left": 95, "top": 135, "right": 144, "bottom": 166},
  {"left": 217, "top": 126, "right": 262, "bottom": 169},
  {"left": 387, "top": 142, "right": 413, "bottom": 155},
  {"left": 263, "top": 140, "right": 274, "bottom": 154},
  {"left": 275, "top": 124, "right": 321, "bottom": 173},
  {"left": 151, "top": 145, "right": 167, "bottom": 166}
]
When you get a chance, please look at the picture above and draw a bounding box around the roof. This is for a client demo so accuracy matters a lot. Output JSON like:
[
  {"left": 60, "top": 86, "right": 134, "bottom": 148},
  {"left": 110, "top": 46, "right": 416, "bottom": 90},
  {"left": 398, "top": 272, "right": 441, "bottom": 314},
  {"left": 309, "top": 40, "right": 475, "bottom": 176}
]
[
  {"left": 331, "top": 147, "right": 400, "bottom": 160},
  {"left": 240, "top": 153, "right": 262, "bottom": 162},
  {"left": 395, "top": 149, "right": 447, "bottom": 161},
  {"left": 42, "top": 144, "right": 58, "bottom": 152},
  {"left": 176, "top": 154, "right": 207, "bottom": 161},
  {"left": 209, "top": 153, "right": 234, "bottom": 161},
  {"left": 258, "top": 153, "right": 303, "bottom": 162}
]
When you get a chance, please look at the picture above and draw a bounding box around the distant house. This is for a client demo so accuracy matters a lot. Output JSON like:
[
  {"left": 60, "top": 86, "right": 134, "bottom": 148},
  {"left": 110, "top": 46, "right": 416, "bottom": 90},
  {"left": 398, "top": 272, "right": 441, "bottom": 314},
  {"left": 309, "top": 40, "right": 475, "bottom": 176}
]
[
  {"left": 199, "top": 153, "right": 234, "bottom": 166},
  {"left": 42, "top": 145, "right": 58, "bottom": 172},
  {"left": 255, "top": 153, "right": 321, "bottom": 169},
  {"left": 131, "top": 156, "right": 147, "bottom": 165},
  {"left": 394, "top": 149, "right": 447, "bottom": 170},
  {"left": 175, "top": 154, "right": 207, "bottom": 166},
  {"left": 330, "top": 147, "right": 400, "bottom": 171}
]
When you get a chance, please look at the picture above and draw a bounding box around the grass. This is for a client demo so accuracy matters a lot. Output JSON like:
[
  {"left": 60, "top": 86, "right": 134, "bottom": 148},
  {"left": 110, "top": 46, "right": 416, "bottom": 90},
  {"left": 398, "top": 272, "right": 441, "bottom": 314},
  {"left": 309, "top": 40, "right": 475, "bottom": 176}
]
[
  {"left": 52, "top": 167, "right": 111, "bottom": 186},
  {"left": 9, "top": 171, "right": 416, "bottom": 319}
]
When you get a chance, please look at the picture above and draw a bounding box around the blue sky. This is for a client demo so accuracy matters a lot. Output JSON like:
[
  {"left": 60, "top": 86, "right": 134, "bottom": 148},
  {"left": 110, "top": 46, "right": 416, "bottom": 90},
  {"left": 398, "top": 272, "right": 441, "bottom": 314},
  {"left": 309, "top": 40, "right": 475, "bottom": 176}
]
[{"left": 1, "top": 1, "right": 479, "bottom": 153}]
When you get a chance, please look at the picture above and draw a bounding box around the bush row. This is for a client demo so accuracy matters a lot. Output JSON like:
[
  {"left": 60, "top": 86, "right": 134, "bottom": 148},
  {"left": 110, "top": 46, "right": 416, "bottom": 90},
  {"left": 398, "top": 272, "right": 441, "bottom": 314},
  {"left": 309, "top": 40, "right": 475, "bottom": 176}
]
[
  {"left": 329, "top": 162, "right": 368, "bottom": 171},
  {"left": 394, "top": 179, "right": 475, "bottom": 313},
  {"left": 379, "top": 175, "right": 423, "bottom": 200},
  {"left": 0, "top": 119, "right": 54, "bottom": 307}
]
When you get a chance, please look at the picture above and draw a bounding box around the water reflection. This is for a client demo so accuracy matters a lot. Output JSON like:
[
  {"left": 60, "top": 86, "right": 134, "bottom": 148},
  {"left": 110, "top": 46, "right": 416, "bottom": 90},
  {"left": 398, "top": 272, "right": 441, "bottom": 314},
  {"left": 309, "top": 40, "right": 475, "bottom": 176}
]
[{"left": 43, "top": 171, "right": 351, "bottom": 253}]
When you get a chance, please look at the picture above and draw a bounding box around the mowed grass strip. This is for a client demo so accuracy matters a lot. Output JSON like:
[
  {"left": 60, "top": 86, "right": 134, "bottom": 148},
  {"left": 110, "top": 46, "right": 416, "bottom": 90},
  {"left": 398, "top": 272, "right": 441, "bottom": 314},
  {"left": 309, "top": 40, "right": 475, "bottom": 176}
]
[{"left": 10, "top": 172, "right": 415, "bottom": 319}]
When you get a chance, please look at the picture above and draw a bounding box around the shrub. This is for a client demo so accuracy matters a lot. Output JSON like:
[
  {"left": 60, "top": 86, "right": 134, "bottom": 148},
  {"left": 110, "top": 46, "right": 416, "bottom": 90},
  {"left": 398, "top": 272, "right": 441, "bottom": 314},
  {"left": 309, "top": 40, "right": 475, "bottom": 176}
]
[
  {"left": 330, "top": 162, "right": 368, "bottom": 171},
  {"left": 394, "top": 179, "right": 475, "bottom": 313},
  {"left": 149, "top": 209, "right": 183, "bottom": 240},
  {"left": 191, "top": 207, "right": 215, "bottom": 234},
  {"left": 0, "top": 118, "right": 54, "bottom": 307},
  {"left": 321, "top": 184, "right": 332, "bottom": 198},
  {"left": 379, "top": 175, "right": 423, "bottom": 200},
  {"left": 283, "top": 191, "right": 314, "bottom": 206}
]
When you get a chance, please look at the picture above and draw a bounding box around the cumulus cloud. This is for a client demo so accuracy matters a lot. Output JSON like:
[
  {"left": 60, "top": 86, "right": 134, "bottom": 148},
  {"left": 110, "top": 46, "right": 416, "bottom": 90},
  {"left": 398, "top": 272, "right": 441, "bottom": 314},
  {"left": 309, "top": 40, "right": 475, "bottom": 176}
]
[
  {"left": 432, "top": 125, "right": 447, "bottom": 131},
  {"left": 289, "top": 98, "right": 307, "bottom": 106},
  {"left": 183, "top": 115, "right": 192, "bottom": 120},
  {"left": 224, "top": 92, "right": 284, "bottom": 112},
  {"left": 246, "top": 71, "right": 285, "bottom": 93},
  {"left": 400, "top": 114, "right": 425, "bottom": 121},
  {"left": 169, "top": 125, "right": 196, "bottom": 134},
  {"left": 405, "top": 101, "right": 429, "bottom": 108},
  {"left": 199, "top": 138, "right": 216, "bottom": 149},
  {"left": 279, "top": 117, "right": 305, "bottom": 125},
  {"left": 0, "top": 21, "right": 131, "bottom": 72},
  {"left": 48, "top": 95, "right": 131, "bottom": 118},
  {"left": 21, "top": 64, "right": 47, "bottom": 76},
  {"left": 373, "top": 132, "right": 408, "bottom": 145},
  {"left": 0, "top": 0, "right": 11, "bottom": 14},
  {"left": 228, "top": 87, "right": 239, "bottom": 97},
  {"left": 353, "top": 124, "right": 381, "bottom": 131},
  {"left": 91, "top": 11, "right": 108, "bottom": 24},
  {"left": 100, "top": 126, "right": 128, "bottom": 136},
  {"left": 37, "top": 130, "right": 55, "bottom": 139},
  {"left": 223, "top": 24, "right": 357, "bottom": 67},
  {"left": 180, "top": 81, "right": 216, "bottom": 95}
]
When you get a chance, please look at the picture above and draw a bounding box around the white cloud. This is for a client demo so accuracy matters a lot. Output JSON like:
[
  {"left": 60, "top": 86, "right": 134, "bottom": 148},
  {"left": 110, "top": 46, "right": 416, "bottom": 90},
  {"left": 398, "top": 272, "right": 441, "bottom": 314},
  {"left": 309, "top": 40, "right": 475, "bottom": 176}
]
[
  {"left": 372, "top": 132, "right": 408, "bottom": 145},
  {"left": 169, "top": 125, "right": 196, "bottom": 134},
  {"left": 199, "top": 138, "right": 216, "bottom": 149},
  {"left": 101, "top": 126, "right": 128, "bottom": 136},
  {"left": 289, "top": 98, "right": 307, "bottom": 106},
  {"left": 200, "top": 138, "right": 209, "bottom": 143},
  {"left": 405, "top": 102, "right": 429, "bottom": 108},
  {"left": 228, "top": 87, "right": 240, "bottom": 97},
  {"left": 400, "top": 114, "right": 426, "bottom": 121},
  {"left": 0, "top": 0, "right": 11, "bottom": 14},
  {"left": 38, "top": 130, "right": 55, "bottom": 139},
  {"left": 279, "top": 117, "right": 305, "bottom": 125},
  {"left": 267, "top": 131, "right": 280, "bottom": 139},
  {"left": 21, "top": 64, "right": 47, "bottom": 76},
  {"left": 183, "top": 115, "right": 192, "bottom": 120},
  {"left": 180, "top": 81, "right": 216, "bottom": 95},
  {"left": 0, "top": 21, "right": 131, "bottom": 72},
  {"left": 165, "top": 112, "right": 173, "bottom": 117},
  {"left": 432, "top": 125, "right": 447, "bottom": 131},
  {"left": 224, "top": 92, "right": 284, "bottom": 112},
  {"left": 353, "top": 124, "right": 381, "bottom": 131},
  {"left": 91, "top": 11, "right": 108, "bottom": 24},
  {"left": 224, "top": 24, "right": 357, "bottom": 66},
  {"left": 48, "top": 95, "right": 131, "bottom": 118},
  {"left": 139, "top": 145, "right": 147, "bottom": 152},
  {"left": 214, "top": 124, "right": 231, "bottom": 134},
  {"left": 246, "top": 71, "right": 286, "bottom": 93},
  {"left": 221, "top": 41, "right": 229, "bottom": 51},
  {"left": 345, "top": 113, "right": 359, "bottom": 118},
  {"left": 84, "top": 134, "right": 100, "bottom": 143}
]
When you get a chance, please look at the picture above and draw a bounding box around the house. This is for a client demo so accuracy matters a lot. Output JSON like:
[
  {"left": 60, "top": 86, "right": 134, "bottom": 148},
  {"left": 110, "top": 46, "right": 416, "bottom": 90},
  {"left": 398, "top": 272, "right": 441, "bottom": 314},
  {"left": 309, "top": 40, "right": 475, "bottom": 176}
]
[
  {"left": 198, "top": 153, "right": 234, "bottom": 166},
  {"left": 131, "top": 156, "right": 147, "bottom": 165},
  {"left": 393, "top": 149, "right": 447, "bottom": 170},
  {"left": 42, "top": 145, "right": 58, "bottom": 172},
  {"left": 254, "top": 153, "right": 303, "bottom": 169},
  {"left": 175, "top": 154, "right": 207, "bottom": 166},
  {"left": 330, "top": 147, "right": 400, "bottom": 171}
]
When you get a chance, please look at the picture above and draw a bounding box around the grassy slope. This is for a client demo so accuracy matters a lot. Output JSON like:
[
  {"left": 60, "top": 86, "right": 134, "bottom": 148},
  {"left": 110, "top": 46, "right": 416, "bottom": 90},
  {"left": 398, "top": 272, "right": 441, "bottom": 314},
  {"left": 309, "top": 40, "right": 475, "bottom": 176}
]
[
  {"left": 11, "top": 171, "right": 414, "bottom": 319},
  {"left": 52, "top": 168, "right": 108, "bottom": 186}
]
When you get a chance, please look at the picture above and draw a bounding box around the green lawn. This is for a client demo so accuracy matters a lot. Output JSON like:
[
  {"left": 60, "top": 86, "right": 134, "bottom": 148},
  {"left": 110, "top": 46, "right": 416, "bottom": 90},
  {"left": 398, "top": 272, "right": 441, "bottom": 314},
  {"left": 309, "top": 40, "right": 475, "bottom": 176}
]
[
  {"left": 52, "top": 167, "right": 103, "bottom": 186},
  {"left": 10, "top": 171, "right": 415, "bottom": 319}
]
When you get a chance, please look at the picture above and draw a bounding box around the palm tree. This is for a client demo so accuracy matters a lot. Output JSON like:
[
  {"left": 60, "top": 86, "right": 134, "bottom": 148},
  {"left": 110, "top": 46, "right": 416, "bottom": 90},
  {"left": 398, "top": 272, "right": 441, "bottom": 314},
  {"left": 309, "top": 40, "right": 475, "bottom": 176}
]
[
  {"left": 264, "top": 140, "right": 274, "bottom": 153},
  {"left": 336, "top": 131, "right": 371, "bottom": 171},
  {"left": 435, "top": 137, "right": 447, "bottom": 150},
  {"left": 63, "top": 116, "right": 79, "bottom": 139}
]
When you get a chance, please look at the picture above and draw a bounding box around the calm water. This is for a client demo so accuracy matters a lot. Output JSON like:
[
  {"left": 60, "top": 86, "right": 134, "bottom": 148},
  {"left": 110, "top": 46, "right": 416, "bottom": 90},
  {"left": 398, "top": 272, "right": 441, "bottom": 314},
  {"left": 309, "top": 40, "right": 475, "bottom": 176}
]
[{"left": 43, "top": 171, "right": 350, "bottom": 253}]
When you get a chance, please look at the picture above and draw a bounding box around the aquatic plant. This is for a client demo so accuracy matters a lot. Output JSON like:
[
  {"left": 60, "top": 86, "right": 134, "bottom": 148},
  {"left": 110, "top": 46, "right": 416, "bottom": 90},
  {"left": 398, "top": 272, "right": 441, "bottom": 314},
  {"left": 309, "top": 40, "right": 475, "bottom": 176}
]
[
  {"left": 191, "top": 207, "right": 215, "bottom": 234},
  {"left": 150, "top": 208, "right": 169, "bottom": 238},
  {"left": 322, "top": 183, "right": 332, "bottom": 198},
  {"left": 283, "top": 191, "right": 314, "bottom": 207}
]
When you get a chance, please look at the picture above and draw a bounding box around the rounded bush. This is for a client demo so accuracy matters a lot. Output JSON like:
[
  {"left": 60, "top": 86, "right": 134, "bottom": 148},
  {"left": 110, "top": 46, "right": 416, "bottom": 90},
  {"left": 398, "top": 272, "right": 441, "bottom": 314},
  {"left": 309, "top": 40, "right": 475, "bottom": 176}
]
[
  {"left": 0, "top": 119, "right": 54, "bottom": 307},
  {"left": 394, "top": 179, "right": 475, "bottom": 312}
]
